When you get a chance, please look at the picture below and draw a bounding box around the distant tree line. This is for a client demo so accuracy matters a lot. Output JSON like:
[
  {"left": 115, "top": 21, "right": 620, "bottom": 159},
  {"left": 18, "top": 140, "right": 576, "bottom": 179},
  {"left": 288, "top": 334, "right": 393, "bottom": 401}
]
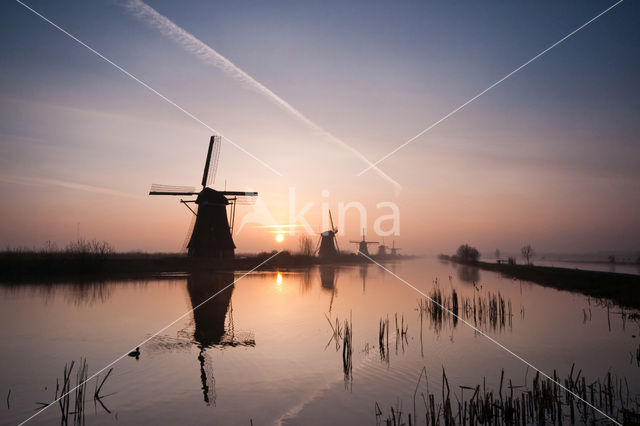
[{"left": 448, "top": 243, "right": 539, "bottom": 266}]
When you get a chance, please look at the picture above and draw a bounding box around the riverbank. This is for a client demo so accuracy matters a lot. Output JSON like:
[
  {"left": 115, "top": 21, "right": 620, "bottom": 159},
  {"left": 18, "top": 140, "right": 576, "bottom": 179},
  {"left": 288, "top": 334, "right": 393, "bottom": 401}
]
[
  {"left": 444, "top": 256, "right": 640, "bottom": 309},
  {"left": 0, "top": 250, "right": 410, "bottom": 283}
]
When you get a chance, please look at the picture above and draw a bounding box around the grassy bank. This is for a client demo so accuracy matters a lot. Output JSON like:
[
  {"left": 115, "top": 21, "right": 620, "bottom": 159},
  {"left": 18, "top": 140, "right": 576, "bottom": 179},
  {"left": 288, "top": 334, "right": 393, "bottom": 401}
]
[
  {"left": 444, "top": 256, "right": 640, "bottom": 309},
  {"left": 0, "top": 249, "right": 380, "bottom": 283}
]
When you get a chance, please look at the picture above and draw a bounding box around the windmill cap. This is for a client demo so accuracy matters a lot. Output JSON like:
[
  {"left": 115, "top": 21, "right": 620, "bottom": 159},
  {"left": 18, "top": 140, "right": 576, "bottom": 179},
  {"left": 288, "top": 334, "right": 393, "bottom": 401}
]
[{"left": 196, "top": 187, "right": 230, "bottom": 205}]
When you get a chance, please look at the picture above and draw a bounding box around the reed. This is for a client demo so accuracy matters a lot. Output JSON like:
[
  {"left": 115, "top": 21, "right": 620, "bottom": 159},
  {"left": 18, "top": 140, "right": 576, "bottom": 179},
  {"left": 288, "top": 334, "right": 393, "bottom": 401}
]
[
  {"left": 37, "top": 359, "right": 113, "bottom": 425},
  {"left": 376, "top": 365, "right": 640, "bottom": 425},
  {"left": 325, "top": 312, "right": 343, "bottom": 351},
  {"left": 417, "top": 287, "right": 513, "bottom": 334},
  {"left": 394, "top": 313, "right": 409, "bottom": 354},
  {"left": 72, "top": 358, "right": 88, "bottom": 425},
  {"left": 343, "top": 312, "right": 353, "bottom": 386},
  {"left": 379, "top": 315, "right": 390, "bottom": 363}
]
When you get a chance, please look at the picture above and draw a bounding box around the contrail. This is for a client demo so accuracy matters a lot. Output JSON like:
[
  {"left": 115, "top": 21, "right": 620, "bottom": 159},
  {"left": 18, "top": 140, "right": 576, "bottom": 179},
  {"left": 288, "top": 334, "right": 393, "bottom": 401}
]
[
  {"left": 121, "top": 0, "right": 402, "bottom": 193},
  {"left": 0, "top": 175, "right": 140, "bottom": 199}
]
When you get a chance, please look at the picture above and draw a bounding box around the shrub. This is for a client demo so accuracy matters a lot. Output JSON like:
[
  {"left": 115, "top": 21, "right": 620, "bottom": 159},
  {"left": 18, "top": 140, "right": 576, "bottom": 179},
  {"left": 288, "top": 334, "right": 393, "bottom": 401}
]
[{"left": 455, "top": 244, "right": 480, "bottom": 264}]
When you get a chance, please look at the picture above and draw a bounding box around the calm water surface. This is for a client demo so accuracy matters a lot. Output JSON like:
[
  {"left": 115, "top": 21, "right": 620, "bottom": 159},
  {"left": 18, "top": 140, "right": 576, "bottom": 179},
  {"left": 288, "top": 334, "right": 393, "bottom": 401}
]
[{"left": 1, "top": 257, "right": 639, "bottom": 425}]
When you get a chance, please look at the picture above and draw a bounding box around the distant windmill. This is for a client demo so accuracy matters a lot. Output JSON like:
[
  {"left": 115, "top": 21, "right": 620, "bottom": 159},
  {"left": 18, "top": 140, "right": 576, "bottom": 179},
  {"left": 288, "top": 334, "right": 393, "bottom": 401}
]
[
  {"left": 390, "top": 240, "right": 401, "bottom": 257},
  {"left": 316, "top": 210, "right": 339, "bottom": 258},
  {"left": 149, "top": 136, "right": 257, "bottom": 258},
  {"left": 376, "top": 237, "right": 388, "bottom": 257},
  {"left": 350, "top": 229, "right": 378, "bottom": 256}
]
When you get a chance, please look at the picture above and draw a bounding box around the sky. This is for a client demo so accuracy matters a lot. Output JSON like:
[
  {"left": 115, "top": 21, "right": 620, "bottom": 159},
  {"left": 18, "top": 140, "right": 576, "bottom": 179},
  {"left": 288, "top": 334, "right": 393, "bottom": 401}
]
[{"left": 0, "top": 0, "right": 638, "bottom": 256}]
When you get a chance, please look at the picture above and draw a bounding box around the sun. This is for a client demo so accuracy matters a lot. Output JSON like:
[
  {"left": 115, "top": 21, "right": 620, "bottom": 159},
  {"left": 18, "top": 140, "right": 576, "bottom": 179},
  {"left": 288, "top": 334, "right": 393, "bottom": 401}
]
[{"left": 275, "top": 233, "right": 285, "bottom": 243}]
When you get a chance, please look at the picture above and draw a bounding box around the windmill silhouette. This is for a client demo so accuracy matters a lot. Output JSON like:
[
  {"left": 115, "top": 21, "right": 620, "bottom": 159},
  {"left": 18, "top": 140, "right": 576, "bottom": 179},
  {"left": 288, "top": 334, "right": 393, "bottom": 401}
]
[
  {"left": 390, "top": 240, "right": 401, "bottom": 257},
  {"left": 350, "top": 229, "right": 378, "bottom": 256},
  {"left": 316, "top": 210, "right": 339, "bottom": 258},
  {"left": 149, "top": 136, "right": 257, "bottom": 258},
  {"left": 376, "top": 237, "right": 389, "bottom": 257}
]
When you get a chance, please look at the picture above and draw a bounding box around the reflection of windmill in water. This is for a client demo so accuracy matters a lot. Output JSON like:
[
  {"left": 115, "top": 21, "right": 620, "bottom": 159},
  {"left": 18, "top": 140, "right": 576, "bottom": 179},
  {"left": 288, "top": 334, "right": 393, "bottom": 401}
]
[
  {"left": 316, "top": 210, "right": 340, "bottom": 259},
  {"left": 359, "top": 263, "right": 368, "bottom": 293},
  {"left": 350, "top": 229, "right": 378, "bottom": 256},
  {"left": 186, "top": 272, "right": 255, "bottom": 405},
  {"left": 319, "top": 265, "right": 338, "bottom": 312},
  {"left": 149, "top": 136, "right": 257, "bottom": 258}
]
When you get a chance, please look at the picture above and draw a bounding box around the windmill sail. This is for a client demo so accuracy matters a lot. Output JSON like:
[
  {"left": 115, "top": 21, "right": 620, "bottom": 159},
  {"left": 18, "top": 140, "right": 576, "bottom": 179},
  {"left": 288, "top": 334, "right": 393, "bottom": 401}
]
[
  {"left": 229, "top": 195, "right": 257, "bottom": 205},
  {"left": 202, "top": 135, "right": 221, "bottom": 188},
  {"left": 149, "top": 184, "right": 197, "bottom": 195}
]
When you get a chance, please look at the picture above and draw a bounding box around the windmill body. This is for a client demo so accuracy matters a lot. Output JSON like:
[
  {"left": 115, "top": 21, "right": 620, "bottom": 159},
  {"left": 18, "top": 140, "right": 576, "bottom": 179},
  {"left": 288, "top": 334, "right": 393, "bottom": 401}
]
[
  {"left": 350, "top": 229, "right": 378, "bottom": 256},
  {"left": 318, "top": 230, "right": 338, "bottom": 258},
  {"left": 357, "top": 240, "right": 372, "bottom": 256},
  {"left": 149, "top": 136, "right": 257, "bottom": 259},
  {"left": 187, "top": 188, "right": 235, "bottom": 258},
  {"left": 390, "top": 240, "right": 401, "bottom": 257},
  {"left": 317, "top": 210, "right": 340, "bottom": 259}
]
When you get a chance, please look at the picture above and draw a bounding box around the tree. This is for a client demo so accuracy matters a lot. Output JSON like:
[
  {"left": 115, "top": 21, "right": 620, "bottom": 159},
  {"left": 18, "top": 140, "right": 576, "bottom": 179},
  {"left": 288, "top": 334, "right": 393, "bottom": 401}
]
[
  {"left": 456, "top": 244, "right": 480, "bottom": 264},
  {"left": 298, "top": 234, "right": 315, "bottom": 256},
  {"left": 494, "top": 248, "right": 501, "bottom": 259},
  {"left": 521, "top": 245, "right": 535, "bottom": 265}
]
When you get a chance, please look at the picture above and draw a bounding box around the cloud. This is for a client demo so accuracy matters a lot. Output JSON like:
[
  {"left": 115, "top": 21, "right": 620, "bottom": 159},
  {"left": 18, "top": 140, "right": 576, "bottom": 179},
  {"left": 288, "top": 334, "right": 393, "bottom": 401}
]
[
  {"left": 120, "top": 0, "right": 402, "bottom": 193},
  {"left": 0, "top": 175, "right": 140, "bottom": 199}
]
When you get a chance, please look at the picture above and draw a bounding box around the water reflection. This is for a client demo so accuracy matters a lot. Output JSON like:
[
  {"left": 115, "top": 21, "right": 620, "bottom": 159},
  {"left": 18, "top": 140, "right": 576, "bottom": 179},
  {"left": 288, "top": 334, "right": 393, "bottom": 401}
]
[
  {"left": 359, "top": 263, "right": 368, "bottom": 293},
  {"left": 186, "top": 272, "right": 255, "bottom": 405},
  {"left": 0, "top": 280, "right": 144, "bottom": 306},
  {"left": 455, "top": 263, "right": 480, "bottom": 283},
  {"left": 299, "top": 268, "right": 312, "bottom": 294},
  {"left": 319, "top": 265, "right": 338, "bottom": 311},
  {"left": 2, "top": 259, "right": 639, "bottom": 425},
  {"left": 319, "top": 265, "right": 336, "bottom": 292},
  {"left": 187, "top": 272, "right": 235, "bottom": 348}
]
